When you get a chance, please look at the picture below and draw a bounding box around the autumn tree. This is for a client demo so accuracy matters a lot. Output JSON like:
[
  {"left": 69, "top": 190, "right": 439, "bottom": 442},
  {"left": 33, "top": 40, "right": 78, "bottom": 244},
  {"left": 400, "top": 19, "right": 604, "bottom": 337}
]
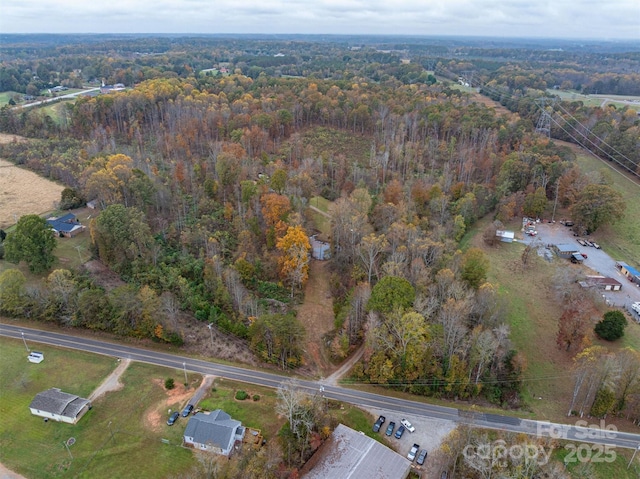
[
  {"left": 556, "top": 306, "right": 590, "bottom": 352},
  {"left": 522, "top": 186, "right": 548, "bottom": 218},
  {"left": 570, "top": 184, "right": 625, "bottom": 233},
  {"left": 4, "top": 214, "right": 56, "bottom": 273},
  {"left": 261, "top": 192, "right": 292, "bottom": 247},
  {"left": 276, "top": 225, "right": 311, "bottom": 295},
  {"left": 357, "top": 233, "right": 388, "bottom": 283}
]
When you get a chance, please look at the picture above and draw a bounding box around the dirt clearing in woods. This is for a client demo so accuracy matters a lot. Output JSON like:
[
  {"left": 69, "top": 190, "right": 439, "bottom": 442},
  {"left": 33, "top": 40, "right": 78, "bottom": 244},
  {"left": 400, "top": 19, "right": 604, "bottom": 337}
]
[{"left": 296, "top": 260, "right": 335, "bottom": 377}]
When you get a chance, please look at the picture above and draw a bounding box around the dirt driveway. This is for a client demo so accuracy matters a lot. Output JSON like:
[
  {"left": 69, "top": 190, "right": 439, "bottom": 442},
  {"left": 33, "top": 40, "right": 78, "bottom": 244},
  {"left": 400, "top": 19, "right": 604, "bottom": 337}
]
[{"left": 520, "top": 221, "right": 640, "bottom": 309}]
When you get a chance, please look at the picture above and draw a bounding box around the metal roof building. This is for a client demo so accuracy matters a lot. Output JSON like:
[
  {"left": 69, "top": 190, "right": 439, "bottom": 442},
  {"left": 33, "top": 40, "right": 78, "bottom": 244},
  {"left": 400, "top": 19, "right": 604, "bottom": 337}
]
[{"left": 301, "top": 424, "right": 411, "bottom": 479}]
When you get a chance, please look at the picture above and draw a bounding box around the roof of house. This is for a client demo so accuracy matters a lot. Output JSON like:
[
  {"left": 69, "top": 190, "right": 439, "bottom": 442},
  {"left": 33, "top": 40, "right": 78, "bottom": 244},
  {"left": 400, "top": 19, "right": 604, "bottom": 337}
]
[
  {"left": 46, "top": 213, "right": 82, "bottom": 233},
  {"left": 585, "top": 276, "right": 622, "bottom": 286},
  {"left": 29, "top": 388, "right": 90, "bottom": 418},
  {"left": 624, "top": 265, "right": 640, "bottom": 277},
  {"left": 496, "top": 230, "right": 515, "bottom": 239},
  {"left": 556, "top": 243, "right": 579, "bottom": 253},
  {"left": 184, "top": 410, "right": 242, "bottom": 448},
  {"left": 301, "top": 424, "right": 411, "bottom": 479}
]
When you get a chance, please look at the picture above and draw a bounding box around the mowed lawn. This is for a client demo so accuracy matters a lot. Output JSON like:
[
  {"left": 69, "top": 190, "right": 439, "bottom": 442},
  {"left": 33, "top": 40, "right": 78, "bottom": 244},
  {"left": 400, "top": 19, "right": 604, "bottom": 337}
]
[
  {"left": 571, "top": 146, "right": 640, "bottom": 262},
  {"left": 478, "top": 233, "right": 575, "bottom": 420},
  {"left": 0, "top": 338, "right": 195, "bottom": 479}
]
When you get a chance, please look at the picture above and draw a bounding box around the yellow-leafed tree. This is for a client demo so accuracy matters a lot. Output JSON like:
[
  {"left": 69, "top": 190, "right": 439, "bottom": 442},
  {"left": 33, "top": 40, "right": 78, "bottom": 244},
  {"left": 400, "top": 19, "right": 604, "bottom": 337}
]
[{"left": 276, "top": 225, "right": 311, "bottom": 296}]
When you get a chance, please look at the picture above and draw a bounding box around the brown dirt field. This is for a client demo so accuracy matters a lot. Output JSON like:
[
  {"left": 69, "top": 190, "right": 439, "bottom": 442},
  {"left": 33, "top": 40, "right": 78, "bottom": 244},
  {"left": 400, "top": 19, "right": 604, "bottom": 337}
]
[
  {"left": 296, "top": 260, "right": 335, "bottom": 377},
  {"left": 0, "top": 158, "right": 64, "bottom": 229},
  {"left": 469, "top": 92, "right": 516, "bottom": 118},
  {"left": 145, "top": 379, "right": 194, "bottom": 432}
]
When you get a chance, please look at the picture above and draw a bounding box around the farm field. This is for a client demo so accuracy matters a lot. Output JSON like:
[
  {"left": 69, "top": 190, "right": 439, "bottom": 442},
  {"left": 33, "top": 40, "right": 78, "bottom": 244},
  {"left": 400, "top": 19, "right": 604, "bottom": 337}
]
[{"left": 0, "top": 153, "right": 64, "bottom": 230}]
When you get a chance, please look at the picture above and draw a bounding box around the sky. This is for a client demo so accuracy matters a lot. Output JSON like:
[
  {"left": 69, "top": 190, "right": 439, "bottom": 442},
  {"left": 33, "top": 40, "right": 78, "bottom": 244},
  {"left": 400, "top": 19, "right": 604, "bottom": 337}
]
[{"left": 1, "top": 0, "right": 639, "bottom": 40}]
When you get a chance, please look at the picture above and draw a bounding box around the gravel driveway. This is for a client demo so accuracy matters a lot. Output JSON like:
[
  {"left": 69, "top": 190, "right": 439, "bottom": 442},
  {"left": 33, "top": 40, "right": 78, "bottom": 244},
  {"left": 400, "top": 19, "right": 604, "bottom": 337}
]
[
  {"left": 519, "top": 221, "right": 640, "bottom": 312},
  {"left": 365, "top": 407, "right": 455, "bottom": 478}
]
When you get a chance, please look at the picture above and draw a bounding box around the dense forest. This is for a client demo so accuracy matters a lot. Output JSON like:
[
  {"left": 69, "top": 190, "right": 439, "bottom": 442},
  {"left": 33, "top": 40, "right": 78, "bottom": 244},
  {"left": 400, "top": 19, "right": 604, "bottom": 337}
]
[{"left": 0, "top": 35, "right": 639, "bottom": 473}]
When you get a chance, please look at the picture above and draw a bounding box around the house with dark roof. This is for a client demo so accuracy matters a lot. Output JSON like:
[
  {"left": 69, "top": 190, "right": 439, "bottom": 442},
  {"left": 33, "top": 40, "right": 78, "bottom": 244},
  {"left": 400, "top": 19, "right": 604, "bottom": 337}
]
[
  {"left": 183, "top": 410, "right": 245, "bottom": 456},
  {"left": 29, "top": 388, "right": 91, "bottom": 424},
  {"left": 301, "top": 424, "right": 411, "bottom": 479},
  {"left": 46, "top": 213, "right": 85, "bottom": 238}
]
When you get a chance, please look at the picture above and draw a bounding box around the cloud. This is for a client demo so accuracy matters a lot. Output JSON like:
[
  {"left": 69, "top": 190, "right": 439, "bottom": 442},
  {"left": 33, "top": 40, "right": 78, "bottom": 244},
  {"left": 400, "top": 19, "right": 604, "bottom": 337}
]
[{"left": 0, "top": 0, "right": 638, "bottom": 39}]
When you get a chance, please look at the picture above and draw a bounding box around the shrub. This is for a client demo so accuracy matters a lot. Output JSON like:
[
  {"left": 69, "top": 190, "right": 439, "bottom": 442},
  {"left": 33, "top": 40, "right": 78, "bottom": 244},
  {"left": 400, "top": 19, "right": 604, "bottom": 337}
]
[
  {"left": 594, "top": 310, "right": 627, "bottom": 341},
  {"left": 235, "top": 390, "right": 248, "bottom": 400},
  {"left": 252, "top": 394, "right": 260, "bottom": 401},
  {"left": 165, "top": 378, "right": 175, "bottom": 390}
]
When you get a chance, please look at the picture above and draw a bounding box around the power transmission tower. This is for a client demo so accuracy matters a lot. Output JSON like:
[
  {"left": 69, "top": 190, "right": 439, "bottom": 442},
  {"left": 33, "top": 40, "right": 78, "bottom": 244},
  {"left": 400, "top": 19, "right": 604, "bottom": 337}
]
[
  {"left": 535, "top": 98, "right": 555, "bottom": 138},
  {"left": 461, "top": 70, "right": 475, "bottom": 87}
]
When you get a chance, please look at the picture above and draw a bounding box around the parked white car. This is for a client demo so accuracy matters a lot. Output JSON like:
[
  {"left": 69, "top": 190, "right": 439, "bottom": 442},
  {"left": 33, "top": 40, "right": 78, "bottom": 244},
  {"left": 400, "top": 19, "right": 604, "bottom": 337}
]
[{"left": 401, "top": 418, "right": 415, "bottom": 432}]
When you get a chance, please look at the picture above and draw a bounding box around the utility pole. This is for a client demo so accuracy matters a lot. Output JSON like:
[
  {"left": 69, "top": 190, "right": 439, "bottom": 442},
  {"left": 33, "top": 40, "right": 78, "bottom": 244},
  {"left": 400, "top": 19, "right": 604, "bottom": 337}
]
[
  {"left": 551, "top": 179, "right": 560, "bottom": 222},
  {"left": 535, "top": 98, "right": 555, "bottom": 139},
  {"left": 108, "top": 421, "right": 114, "bottom": 442},
  {"left": 183, "top": 362, "right": 188, "bottom": 385},
  {"left": 207, "top": 323, "right": 214, "bottom": 350},
  {"left": 21, "top": 331, "right": 30, "bottom": 352}
]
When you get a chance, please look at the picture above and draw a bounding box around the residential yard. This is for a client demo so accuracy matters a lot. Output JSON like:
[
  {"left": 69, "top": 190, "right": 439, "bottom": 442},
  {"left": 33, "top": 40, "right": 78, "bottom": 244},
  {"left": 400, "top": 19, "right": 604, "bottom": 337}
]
[{"left": 0, "top": 337, "right": 197, "bottom": 479}]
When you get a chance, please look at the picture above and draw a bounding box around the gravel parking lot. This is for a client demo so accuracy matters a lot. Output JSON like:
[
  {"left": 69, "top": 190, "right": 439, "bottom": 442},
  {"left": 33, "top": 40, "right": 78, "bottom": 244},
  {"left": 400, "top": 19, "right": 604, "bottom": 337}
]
[
  {"left": 366, "top": 407, "right": 456, "bottom": 478},
  {"left": 519, "top": 221, "right": 640, "bottom": 313}
]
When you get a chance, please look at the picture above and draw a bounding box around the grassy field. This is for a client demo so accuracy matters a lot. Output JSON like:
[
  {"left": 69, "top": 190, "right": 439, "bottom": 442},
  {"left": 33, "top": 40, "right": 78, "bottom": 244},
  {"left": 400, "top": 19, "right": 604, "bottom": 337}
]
[
  {"left": 0, "top": 337, "right": 197, "bottom": 479},
  {"left": 0, "top": 91, "right": 21, "bottom": 106},
  {"left": 554, "top": 442, "right": 640, "bottom": 479},
  {"left": 567, "top": 144, "right": 640, "bottom": 263},
  {"left": 309, "top": 196, "right": 332, "bottom": 237},
  {"left": 547, "top": 90, "right": 640, "bottom": 111},
  {"left": 40, "top": 99, "right": 74, "bottom": 125}
]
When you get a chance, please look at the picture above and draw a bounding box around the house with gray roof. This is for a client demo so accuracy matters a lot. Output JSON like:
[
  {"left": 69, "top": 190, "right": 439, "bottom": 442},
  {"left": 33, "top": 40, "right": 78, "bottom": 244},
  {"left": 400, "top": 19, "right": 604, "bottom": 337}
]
[
  {"left": 301, "top": 423, "right": 411, "bottom": 479},
  {"left": 183, "top": 410, "right": 245, "bottom": 456},
  {"left": 29, "top": 388, "right": 91, "bottom": 424}
]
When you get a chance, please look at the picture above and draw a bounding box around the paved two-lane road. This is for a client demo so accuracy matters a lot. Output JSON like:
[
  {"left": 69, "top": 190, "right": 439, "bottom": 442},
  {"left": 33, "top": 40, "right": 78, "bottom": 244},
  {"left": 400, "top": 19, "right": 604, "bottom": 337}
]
[{"left": 3, "top": 323, "right": 640, "bottom": 450}]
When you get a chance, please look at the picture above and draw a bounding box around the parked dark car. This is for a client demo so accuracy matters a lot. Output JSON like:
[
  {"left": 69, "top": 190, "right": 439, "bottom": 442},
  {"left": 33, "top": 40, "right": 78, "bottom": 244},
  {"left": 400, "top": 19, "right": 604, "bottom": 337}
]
[
  {"left": 417, "top": 449, "right": 428, "bottom": 465},
  {"left": 373, "top": 415, "right": 386, "bottom": 432},
  {"left": 182, "top": 404, "right": 194, "bottom": 417},
  {"left": 385, "top": 421, "right": 396, "bottom": 436},
  {"left": 394, "top": 425, "right": 406, "bottom": 439},
  {"left": 167, "top": 411, "right": 180, "bottom": 426}
]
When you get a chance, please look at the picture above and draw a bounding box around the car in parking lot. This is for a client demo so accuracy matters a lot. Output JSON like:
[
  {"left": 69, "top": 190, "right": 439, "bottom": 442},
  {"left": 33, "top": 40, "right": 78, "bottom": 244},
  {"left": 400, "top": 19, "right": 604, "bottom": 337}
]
[
  {"left": 577, "top": 238, "right": 587, "bottom": 246},
  {"left": 394, "top": 425, "right": 406, "bottom": 439},
  {"left": 182, "top": 404, "right": 194, "bottom": 417},
  {"left": 592, "top": 242, "right": 601, "bottom": 249},
  {"left": 167, "top": 411, "right": 180, "bottom": 426},
  {"left": 385, "top": 421, "right": 396, "bottom": 436},
  {"left": 373, "top": 415, "right": 386, "bottom": 432},
  {"left": 400, "top": 418, "right": 415, "bottom": 432},
  {"left": 417, "top": 449, "right": 428, "bottom": 465},
  {"left": 407, "top": 443, "right": 419, "bottom": 461}
]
